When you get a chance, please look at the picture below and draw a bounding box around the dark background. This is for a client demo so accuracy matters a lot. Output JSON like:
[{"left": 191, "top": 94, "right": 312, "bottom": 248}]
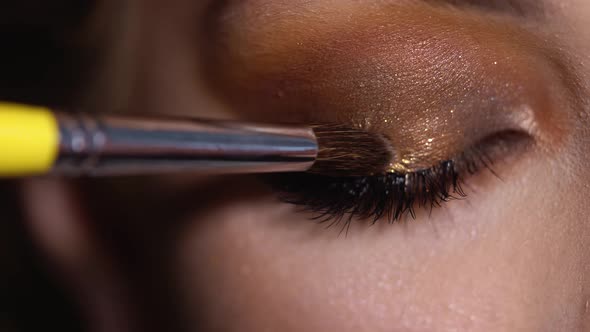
[{"left": 0, "top": 2, "right": 97, "bottom": 331}]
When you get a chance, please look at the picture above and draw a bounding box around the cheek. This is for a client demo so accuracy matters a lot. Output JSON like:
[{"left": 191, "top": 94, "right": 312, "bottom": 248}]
[{"left": 173, "top": 158, "right": 590, "bottom": 331}]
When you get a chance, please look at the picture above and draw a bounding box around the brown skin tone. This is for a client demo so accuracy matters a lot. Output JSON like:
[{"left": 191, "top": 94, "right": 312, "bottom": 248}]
[
  {"left": 19, "top": 0, "right": 590, "bottom": 331},
  {"left": 203, "top": 1, "right": 570, "bottom": 169}
]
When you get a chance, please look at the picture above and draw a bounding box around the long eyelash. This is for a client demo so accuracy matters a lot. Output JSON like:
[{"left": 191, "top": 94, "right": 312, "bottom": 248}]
[{"left": 265, "top": 145, "right": 497, "bottom": 230}]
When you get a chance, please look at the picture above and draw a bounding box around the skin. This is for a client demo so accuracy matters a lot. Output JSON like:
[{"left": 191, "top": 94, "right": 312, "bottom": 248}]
[{"left": 16, "top": 0, "right": 590, "bottom": 331}]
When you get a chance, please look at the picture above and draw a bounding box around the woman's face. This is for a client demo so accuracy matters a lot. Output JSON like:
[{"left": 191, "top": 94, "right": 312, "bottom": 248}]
[{"left": 23, "top": 0, "right": 590, "bottom": 331}]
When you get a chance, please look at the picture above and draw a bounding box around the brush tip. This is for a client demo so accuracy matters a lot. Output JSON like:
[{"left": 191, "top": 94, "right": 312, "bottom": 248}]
[{"left": 308, "top": 124, "right": 395, "bottom": 177}]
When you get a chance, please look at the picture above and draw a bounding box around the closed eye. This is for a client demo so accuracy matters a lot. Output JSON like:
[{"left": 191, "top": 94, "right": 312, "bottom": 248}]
[{"left": 197, "top": 0, "right": 571, "bottom": 230}]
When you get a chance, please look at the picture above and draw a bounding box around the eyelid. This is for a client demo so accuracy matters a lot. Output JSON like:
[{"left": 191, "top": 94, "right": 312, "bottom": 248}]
[{"left": 203, "top": 0, "right": 569, "bottom": 164}]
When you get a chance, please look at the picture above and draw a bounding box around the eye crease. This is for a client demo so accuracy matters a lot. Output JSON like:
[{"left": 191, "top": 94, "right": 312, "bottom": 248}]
[{"left": 201, "top": 0, "right": 570, "bottom": 227}]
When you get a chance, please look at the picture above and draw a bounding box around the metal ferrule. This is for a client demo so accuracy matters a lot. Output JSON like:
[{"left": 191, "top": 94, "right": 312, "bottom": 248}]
[{"left": 54, "top": 113, "right": 318, "bottom": 176}]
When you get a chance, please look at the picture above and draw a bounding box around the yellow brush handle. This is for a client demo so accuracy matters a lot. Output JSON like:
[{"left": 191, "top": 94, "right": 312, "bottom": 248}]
[{"left": 0, "top": 102, "right": 59, "bottom": 176}]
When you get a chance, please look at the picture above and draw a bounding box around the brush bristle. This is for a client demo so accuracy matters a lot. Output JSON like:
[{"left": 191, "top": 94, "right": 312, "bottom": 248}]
[{"left": 308, "top": 124, "right": 395, "bottom": 177}]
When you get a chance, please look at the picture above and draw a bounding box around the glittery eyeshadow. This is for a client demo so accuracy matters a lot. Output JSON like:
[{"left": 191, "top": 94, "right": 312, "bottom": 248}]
[{"left": 201, "top": 1, "right": 569, "bottom": 170}]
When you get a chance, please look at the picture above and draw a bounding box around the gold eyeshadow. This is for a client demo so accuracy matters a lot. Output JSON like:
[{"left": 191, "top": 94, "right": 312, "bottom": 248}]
[{"left": 200, "top": 1, "right": 570, "bottom": 171}]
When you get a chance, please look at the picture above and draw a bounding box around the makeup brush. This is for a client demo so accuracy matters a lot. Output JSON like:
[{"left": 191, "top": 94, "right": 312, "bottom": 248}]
[{"left": 0, "top": 102, "right": 394, "bottom": 177}]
